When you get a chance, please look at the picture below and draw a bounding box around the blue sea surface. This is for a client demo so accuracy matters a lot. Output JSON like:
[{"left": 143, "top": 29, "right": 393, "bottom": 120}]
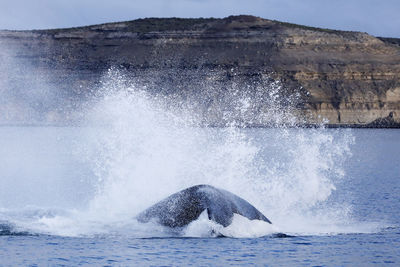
[{"left": 0, "top": 128, "right": 399, "bottom": 266}]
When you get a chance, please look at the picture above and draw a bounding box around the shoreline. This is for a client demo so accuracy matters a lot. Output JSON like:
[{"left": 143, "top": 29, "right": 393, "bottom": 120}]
[{"left": 1, "top": 123, "right": 399, "bottom": 129}]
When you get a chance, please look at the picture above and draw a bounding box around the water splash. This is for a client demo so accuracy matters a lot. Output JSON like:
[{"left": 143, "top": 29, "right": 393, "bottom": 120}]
[
  {"left": 75, "top": 68, "right": 355, "bottom": 236},
  {"left": 0, "top": 67, "right": 368, "bottom": 237}
]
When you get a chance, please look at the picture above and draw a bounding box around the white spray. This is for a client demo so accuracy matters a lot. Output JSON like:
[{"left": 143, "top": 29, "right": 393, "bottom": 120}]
[{"left": 0, "top": 67, "right": 366, "bottom": 237}]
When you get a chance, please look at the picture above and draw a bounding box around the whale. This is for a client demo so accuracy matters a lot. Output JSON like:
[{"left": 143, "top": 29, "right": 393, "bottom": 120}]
[{"left": 137, "top": 184, "right": 271, "bottom": 228}]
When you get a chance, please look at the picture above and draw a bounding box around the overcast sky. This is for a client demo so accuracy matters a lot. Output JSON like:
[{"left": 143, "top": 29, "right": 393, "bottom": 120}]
[{"left": 1, "top": 0, "right": 399, "bottom": 37}]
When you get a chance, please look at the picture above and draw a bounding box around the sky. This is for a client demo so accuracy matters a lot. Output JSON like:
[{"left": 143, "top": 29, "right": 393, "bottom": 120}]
[{"left": 0, "top": 0, "right": 399, "bottom": 37}]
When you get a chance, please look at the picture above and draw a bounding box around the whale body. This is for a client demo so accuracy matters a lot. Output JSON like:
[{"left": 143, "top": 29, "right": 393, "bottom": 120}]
[{"left": 137, "top": 184, "right": 271, "bottom": 227}]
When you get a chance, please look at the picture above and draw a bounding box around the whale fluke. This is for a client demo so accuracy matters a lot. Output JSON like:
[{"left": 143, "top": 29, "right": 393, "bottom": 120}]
[{"left": 137, "top": 184, "right": 271, "bottom": 227}]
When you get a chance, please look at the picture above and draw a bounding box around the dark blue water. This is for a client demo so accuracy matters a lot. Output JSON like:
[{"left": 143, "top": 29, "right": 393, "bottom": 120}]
[
  {"left": 0, "top": 128, "right": 399, "bottom": 266},
  {"left": 2, "top": 233, "right": 398, "bottom": 266}
]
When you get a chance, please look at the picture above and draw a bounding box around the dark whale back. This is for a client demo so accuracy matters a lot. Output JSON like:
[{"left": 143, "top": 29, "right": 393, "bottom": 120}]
[{"left": 137, "top": 184, "right": 271, "bottom": 227}]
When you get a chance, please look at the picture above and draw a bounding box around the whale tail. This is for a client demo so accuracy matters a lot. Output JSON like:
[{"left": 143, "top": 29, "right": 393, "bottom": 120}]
[{"left": 137, "top": 184, "right": 271, "bottom": 228}]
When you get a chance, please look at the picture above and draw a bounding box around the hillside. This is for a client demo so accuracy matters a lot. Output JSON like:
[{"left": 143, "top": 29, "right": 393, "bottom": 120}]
[{"left": 1, "top": 15, "right": 399, "bottom": 127}]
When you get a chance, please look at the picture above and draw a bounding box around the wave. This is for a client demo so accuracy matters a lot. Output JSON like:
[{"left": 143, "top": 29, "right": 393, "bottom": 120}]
[{"left": 0, "top": 221, "right": 31, "bottom": 236}]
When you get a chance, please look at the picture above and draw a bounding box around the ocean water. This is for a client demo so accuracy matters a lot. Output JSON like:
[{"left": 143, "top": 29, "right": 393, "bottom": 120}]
[
  {"left": 0, "top": 73, "right": 399, "bottom": 265},
  {"left": 0, "top": 126, "right": 399, "bottom": 266}
]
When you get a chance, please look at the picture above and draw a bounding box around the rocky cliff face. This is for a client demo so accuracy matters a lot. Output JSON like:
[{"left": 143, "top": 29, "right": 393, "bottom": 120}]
[{"left": 0, "top": 15, "right": 399, "bottom": 126}]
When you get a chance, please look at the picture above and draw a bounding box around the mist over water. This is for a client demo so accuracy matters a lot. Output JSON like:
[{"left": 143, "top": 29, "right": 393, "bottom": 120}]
[{"left": 0, "top": 67, "right": 377, "bottom": 238}]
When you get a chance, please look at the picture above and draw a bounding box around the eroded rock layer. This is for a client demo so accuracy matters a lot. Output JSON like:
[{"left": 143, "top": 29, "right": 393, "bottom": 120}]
[{"left": 1, "top": 15, "right": 399, "bottom": 126}]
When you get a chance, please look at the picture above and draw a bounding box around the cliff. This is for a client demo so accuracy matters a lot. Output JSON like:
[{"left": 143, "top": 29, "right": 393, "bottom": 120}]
[{"left": 1, "top": 15, "right": 399, "bottom": 127}]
